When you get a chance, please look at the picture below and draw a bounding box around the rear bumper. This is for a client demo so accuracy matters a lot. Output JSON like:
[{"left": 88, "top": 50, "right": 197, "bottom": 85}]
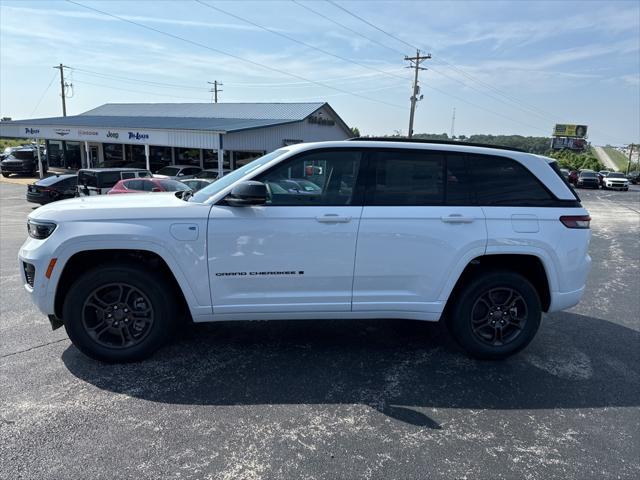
[{"left": 548, "top": 253, "right": 591, "bottom": 312}]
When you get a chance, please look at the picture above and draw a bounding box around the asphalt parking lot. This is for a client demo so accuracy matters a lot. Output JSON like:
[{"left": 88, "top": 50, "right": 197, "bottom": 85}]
[{"left": 1, "top": 181, "right": 639, "bottom": 479}]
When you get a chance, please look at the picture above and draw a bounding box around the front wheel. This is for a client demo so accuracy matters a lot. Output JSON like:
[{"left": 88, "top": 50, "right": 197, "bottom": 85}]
[
  {"left": 447, "top": 271, "right": 542, "bottom": 359},
  {"left": 63, "top": 264, "right": 179, "bottom": 362}
]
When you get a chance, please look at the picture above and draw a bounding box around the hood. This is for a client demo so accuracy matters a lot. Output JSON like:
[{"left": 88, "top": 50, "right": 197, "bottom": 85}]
[{"left": 28, "top": 192, "right": 209, "bottom": 223}]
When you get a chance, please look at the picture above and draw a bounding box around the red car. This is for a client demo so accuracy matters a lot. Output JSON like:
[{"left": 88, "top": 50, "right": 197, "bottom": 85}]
[
  {"left": 568, "top": 170, "right": 579, "bottom": 185},
  {"left": 108, "top": 177, "right": 192, "bottom": 194}
]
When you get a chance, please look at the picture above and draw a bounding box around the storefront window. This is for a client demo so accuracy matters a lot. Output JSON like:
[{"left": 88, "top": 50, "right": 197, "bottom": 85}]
[
  {"left": 176, "top": 148, "right": 201, "bottom": 167},
  {"left": 149, "top": 146, "right": 172, "bottom": 173},
  {"left": 46, "top": 140, "right": 64, "bottom": 168},
  {"left": 102, "top": 143, "right": 125, "bottom": 168},
  {"left": 123, "top": 145, "right": 147, "bottom": 169},
  {"left": 64, "top": 142, "right": 81, "bottom": 170},
  {"left": 234, "top": 151, "right": 265, "bottom": 169},
  {"left": 203, "top": 149, "right": 230, "bottom": 170}
]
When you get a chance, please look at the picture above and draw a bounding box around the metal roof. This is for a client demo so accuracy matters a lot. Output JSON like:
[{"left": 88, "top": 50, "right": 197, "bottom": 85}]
[
  {"left": 3, "top": 115, "right": 298, "bottom": 133},
  {"left": 81, "top": 102, "right": 326, "bottom": 120}
]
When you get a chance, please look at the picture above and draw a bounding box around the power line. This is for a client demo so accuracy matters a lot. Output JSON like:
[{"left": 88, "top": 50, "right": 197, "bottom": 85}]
[
  {"left": 72, "top": 79, "right": 210, "bottom": 101},
  {"left": 64, "top": 0, "right": 407, "bottom": 111},
  {"left": 195, "top": 0, "right": 407, "bottom": 82},
  {"left": 70, "top": 67, "right": 208, "bottom": 91},
  {"left": 29, "top": 72, "right": 58, "bottom": 117},
  {"left": 291, "top": 0, "right": 405, "bottom": 57}
]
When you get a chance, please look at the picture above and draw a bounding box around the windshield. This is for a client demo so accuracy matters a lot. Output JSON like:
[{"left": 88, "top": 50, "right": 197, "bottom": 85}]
[
  {"left": 190, "top": 149, "right": 288, "bottom": 203},
  {"left": 607, "top": 172, "right": 625, "bottom": 178},
  {"left": 580, "top": 172, "right": 597, "bottom": 178},
  {"left": 157, "top": 166, "right": 180, "bottom": 176}
]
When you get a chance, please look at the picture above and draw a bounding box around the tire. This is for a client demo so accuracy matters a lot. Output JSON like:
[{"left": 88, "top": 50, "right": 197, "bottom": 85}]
[
  {"left": 447, "top": 271, "right": 542, "bottom": 360},
  {"left": 1, "top": 172, "right": 9, "bottom": 177},
  {"left": 62, "top": 264, "right": 179, "bottom": 362}
]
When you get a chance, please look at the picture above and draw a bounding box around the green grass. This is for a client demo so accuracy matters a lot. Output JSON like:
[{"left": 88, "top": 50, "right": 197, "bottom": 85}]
[
  {"left": 602, "top": 146, "right": 630, "bottom": 172},
  {"left": 0, "top": 138, "right": 30, "bottom": 151}
]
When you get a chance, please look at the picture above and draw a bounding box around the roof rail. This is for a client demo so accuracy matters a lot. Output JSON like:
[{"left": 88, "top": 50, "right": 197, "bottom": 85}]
[{"left": 346, "top": 137, "right": 526, "bottom": 153}]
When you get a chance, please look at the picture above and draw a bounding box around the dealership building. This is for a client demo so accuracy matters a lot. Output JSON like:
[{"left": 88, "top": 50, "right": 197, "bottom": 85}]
[{"left": 0, "top": 102, "right": 352, "bottom": 173}]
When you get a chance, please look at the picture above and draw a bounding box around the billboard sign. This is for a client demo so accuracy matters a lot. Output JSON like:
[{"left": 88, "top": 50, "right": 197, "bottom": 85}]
[{"left": 553, "top": 124, "right": 588, "bottom": 138}]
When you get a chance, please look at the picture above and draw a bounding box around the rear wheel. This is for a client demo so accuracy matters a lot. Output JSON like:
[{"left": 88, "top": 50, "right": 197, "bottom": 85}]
[
  {"left": 1, "top": 172, "right": 9, "bottom": 177},
  {"left": 447, "top": 271, "right": 541, "bottom": 359},
  {"left": 63, "top": 264, "right": 179, "bottom": 362}
]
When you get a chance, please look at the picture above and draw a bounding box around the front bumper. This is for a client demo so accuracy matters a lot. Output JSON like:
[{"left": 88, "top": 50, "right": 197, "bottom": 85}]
[
  {"left": 18, "top": 237, "right": 58, "bottom": 318},
  {"left": 604, "top": 183, "right": 629, "bottom": 190}
]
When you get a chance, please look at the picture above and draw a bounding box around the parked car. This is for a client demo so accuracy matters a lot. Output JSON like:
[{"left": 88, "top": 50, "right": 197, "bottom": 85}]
[
  {"left": 19, "top": 140, "right": 592, "bottom": 363},
  {"left": 108, "top": 177, "right": 192, "bottom": 194},
  {"left": 197, "top": 168, "right": 232, "bottom": 180},
  {"left": 601, "top": 172, "right": 630, "bottom": 191},
  {"left": 576, "top": 170, "right": 599, "bottom": 189},
  {"left": 266, "top": 178, "right": 323, "bottom": 196},
  {"left": 559, "top": 168, "right": 570, "bottom": 180},
  {"left": 568, "top": 170, "right": 579, "bottom": 185},
  {"left": 26, "top": 174, "right": 77, "bottom": 205},
  {"left": 153, "top": 165, "right": 202, "bottom": 180},
  {"left": 627, "top": 171, "right": 640, "bottom": 184},
  {"left": 180, "top": 178, "right": 213, "bottom": 192},
  {"left": 1, "top": 147, "right": 46, "bottom": 177},
  {"left": 77, "top": 168, "right": 152, "bottom": 196},
  {"left": 597, "top": 170, "right": 610, "bottom": 187}
]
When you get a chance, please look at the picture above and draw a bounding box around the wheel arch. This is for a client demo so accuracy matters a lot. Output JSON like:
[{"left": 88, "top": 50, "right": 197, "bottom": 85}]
[
  {"left": 53, "top": 249, "right": 191, "bottom": 321},
  {"left": 443, "top": 253, "right": 552, "bottom": 314}
]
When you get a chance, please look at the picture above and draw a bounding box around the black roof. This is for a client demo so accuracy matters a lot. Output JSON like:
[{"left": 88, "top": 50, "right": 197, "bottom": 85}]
[
  {"left": 78, "top": 167, "right": 150, "bottom": 173},
  {"left": 347, "top": 137, "right": 526, "bottom": 153}
]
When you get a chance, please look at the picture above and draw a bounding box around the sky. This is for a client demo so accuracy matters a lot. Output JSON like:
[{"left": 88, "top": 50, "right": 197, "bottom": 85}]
[{"left": 1, "top": 0, "right": 639, "bottom": 145}]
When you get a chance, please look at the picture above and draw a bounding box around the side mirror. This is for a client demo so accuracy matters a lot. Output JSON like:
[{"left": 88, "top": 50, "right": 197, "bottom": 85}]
[{"left": 225, "top": 181, "right": 267, "bottom": 207}]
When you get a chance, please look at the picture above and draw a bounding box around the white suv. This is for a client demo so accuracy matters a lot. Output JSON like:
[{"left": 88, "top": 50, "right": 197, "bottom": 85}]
[{"left": 19, "top": 140, "right": 591, "bottom": 362}]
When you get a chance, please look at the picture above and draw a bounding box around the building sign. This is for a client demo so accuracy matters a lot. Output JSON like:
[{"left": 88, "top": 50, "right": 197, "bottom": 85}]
[
  {"left": 128, "top": 131, "right": 150, "bottom": 141},
  {"left": 78, "top": 129, "right": 99, "bottom": 137},
  {"left": 551, "top": 137, "right": 587, "bottom": 151},
  {"left": 54, "top": 128, "right": 70, "bottom": 137},
  {"left": 106, "top": 131, "right": 120, "bottom": 139},
  {"left": 553, "top": 124, "right": 588, "bottom": 138},
  {"left": 308, "top": 115, "right": 335, "bottom": 126},
  {"left": 23, "top": 127, "right": 40, "bottom": 137}
]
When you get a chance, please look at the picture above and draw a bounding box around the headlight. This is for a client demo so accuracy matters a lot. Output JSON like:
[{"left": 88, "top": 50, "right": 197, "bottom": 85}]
[{"left": 27, "top": 219, "right": 57, "bottom": 239}]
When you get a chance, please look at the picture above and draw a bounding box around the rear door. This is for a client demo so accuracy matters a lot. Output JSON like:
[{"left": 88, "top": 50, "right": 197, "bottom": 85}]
[
  {"left": 352, "top": 149, "right": 487, "bottom": 314},
  {"left": 208, "top": 149, "right": 365, "bottom": 314}
]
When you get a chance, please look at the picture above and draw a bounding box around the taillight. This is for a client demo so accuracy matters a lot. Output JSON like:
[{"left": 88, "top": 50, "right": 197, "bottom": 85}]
[{"left": 560, "top": 215, "right": 591, "bottom": 229}]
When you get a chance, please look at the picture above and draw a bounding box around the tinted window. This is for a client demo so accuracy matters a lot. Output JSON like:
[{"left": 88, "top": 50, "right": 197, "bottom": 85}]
[
  {"left": 183, "top": 167, "right": 202, "bottom": 175},
  {"left": 121, "top": 172, "right": 136, "bottom": 179},
  {"left": 78, "top": 171, "right": 97, "bottom": 188},
  {"left": 580, "top": 172, "right": 596, "bottom": 178},
  {"left": 157, "top": 166, "right": 180, "bottom": 176},
  {"left": 446, "top": 154, "right": 474, "bottom": 205},
  {"left": 368, "top": 150, "right": 444, "bottom": 205},
  {"left": 258, "top": 150, "right": 362, "bottom": 206},
  {"left": 158, "top": 180, "right": 190, "bottom": 191},
  {"left": 125, "top": 180, "right": 144, "bottom": 191},
  {"left": 97, "top": 172, "right": 124, "bottom": 188},
  {"left": 471, "top": 155, "right": 553, "bottom": 206},
  {"left": 12, "top": 150, "right": 35, "bottom": 160}
]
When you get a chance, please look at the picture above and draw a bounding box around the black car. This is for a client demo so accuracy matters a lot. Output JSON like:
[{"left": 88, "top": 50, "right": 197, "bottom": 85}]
[
  {"left": 26, "top": 174, "right": 77, "bottom": 205},
  {"left": 627, "top": 171, "right": 640, "bottom": 184},
  {"left": 576, "top": 171, "right": 599, "bottom": 189},
  {"left": 1, "top": 147, "right": 46, "bottom": 177}
]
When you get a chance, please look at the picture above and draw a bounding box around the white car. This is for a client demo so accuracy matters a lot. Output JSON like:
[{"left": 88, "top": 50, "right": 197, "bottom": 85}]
[
  {"left": 153, "top": 165, "right": 202, "bottom": 180},
  {"left": 19, "top": 140, "right": 591, "bottom": 362},
  {"left": 602, "top": 172, "right": 630, "bottom": 191}
]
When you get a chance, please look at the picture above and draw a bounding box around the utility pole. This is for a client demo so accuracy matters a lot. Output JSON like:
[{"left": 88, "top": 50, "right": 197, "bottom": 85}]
[
  {"left": 404, "top": 49, "right": 431, "bottom": 138},
  {"left": 53, "top": 64, "right": 71, "bottom": 116},
  {"left": 450, "top": 107, "right": 456, "bottom": 139},
  {"left": 208, "top": 80, "right": 223, "bottom": 103}
]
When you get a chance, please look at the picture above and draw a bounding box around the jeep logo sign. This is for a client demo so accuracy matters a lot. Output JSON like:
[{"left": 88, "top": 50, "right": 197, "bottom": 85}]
[
  {"left": 106, "top": 131, "right": 119, "bottom": 139},
  {"left": 128, "top": 131, "right": 149, "bottom": 140}
]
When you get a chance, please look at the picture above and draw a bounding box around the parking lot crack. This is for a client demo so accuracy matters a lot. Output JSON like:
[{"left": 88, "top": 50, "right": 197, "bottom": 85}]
[{"left": 1, "top": 338, "right": 69, "bottom": 358}]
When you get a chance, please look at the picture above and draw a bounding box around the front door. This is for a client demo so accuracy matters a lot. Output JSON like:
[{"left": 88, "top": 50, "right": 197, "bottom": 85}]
[{"left": 208, "top": 149, "right": 364, "bottom": 314}]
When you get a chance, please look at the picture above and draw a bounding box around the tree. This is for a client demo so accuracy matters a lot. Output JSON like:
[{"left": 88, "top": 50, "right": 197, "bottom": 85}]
[{"left": 350, "top": 127, "right": 361, "bottom": 138}]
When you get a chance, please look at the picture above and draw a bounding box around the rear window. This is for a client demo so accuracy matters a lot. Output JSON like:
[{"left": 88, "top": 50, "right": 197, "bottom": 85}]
[
  {"left": 470, "top": 154, "right": 554, "bottom": 206},
  {"left": 368, "top": 150, "right": 444, "bottom": 205},
  {"left": 97, "top": 172, "right": 124, "bottom": 188},
  {"left": 158, "top": 180, "right": 190, "bottom": 191}
]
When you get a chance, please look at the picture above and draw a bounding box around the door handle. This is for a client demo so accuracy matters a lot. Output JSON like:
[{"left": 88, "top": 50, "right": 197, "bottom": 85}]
[
  {"left": 316, "top": 214, "right": 352, "bottom": 223},
  {"left": 441, "top": 214, "right": 474, "bottom": 224}
]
